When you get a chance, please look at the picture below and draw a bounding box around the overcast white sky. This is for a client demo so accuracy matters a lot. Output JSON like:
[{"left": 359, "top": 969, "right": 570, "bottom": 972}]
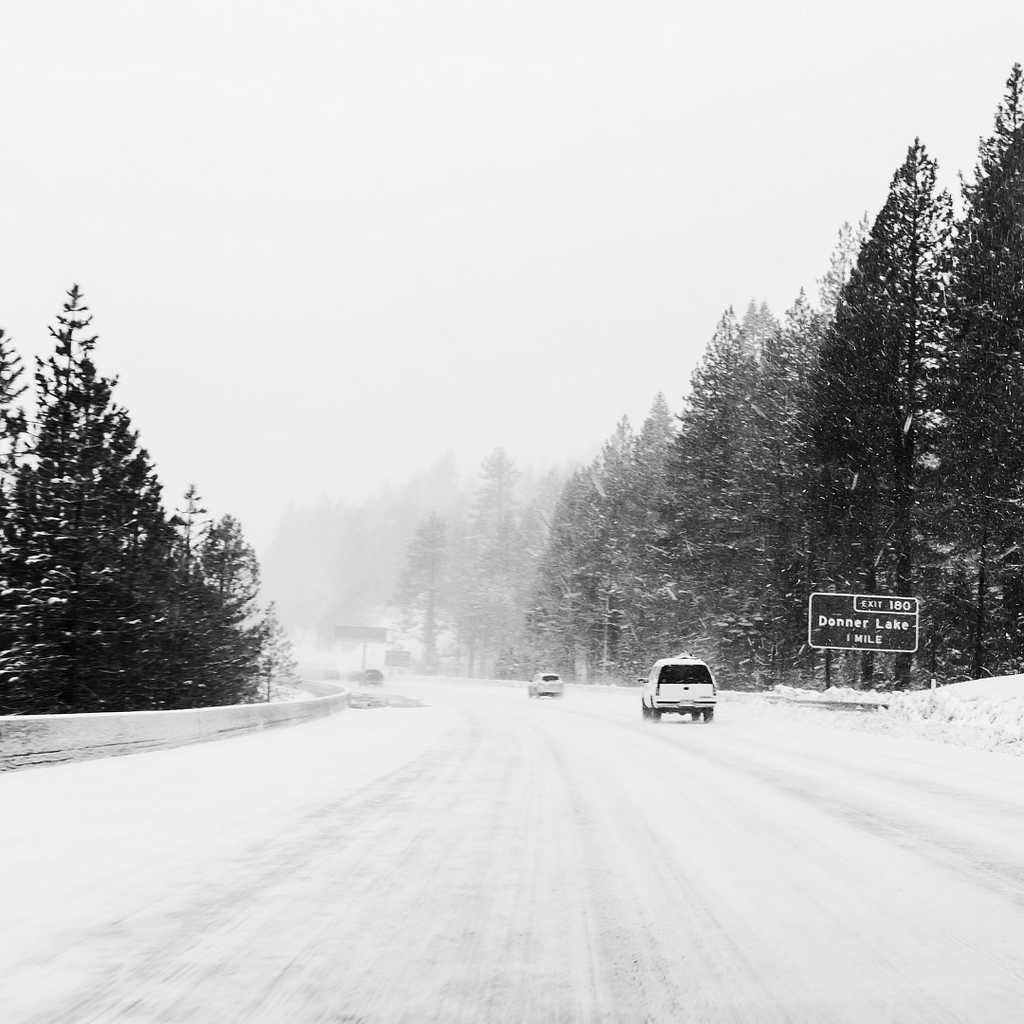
[{"left": 1, "top": 2, "right": 1022, "bottom": 551}]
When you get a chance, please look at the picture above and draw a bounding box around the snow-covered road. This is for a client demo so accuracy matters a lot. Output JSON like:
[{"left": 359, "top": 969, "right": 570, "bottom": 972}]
[{"left": 4, "top": 679, "right": 1024, "bottom": 1022}]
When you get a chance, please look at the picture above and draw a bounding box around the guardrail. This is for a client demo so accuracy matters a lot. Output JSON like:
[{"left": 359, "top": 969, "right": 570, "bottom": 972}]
[
  {"left": 0, "top": 684, "right": 350, "bottom": 772},
  {"left": 759, "top": 695, "right": 889, "bottom": 712}
]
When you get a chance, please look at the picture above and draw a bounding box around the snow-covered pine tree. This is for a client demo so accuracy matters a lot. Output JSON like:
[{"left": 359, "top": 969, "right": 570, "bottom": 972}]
[
  {"left": 817, "top": 217, "right": 872, "bottom": 324},
  {"left": 457, "top": 449, "right": 524, "bottom": 676},
  {"left": 810, "top": 142, "right": 951, "bottom": 686},
  {"left": 584, "top": 417, "right": 633, "bottom": 677},
  {"left": 194, "top": 514, "right": 264, "bottom": 704},
  {"left": 662, "top": 308, "right": 763, "bottom": 682},
  {"left": 158, "top": 485, "right": 230, "bottom": 708},
  {"left": 0, "top": 287, "right": 177, "bottom": 713},
  {"left": 622, "top": 394, "right": 678, "bottom": 668},
  {"left": 942, "top": 65, "right": 1024, "bottom": 679},
  {"left": 256, "top": 602, "right": 298, "bottom": 700},
  {"left": 0, "top": 327, "right": 27, "bottom": 483},
  {"left": 393, "top": 513, "right": 448, "bottom": 673},
  {"left": 0, "top": 326, "right": 29, "bottom": 688},
  {"left": 526, "top": 469, "right": 601, "bottom": 679},
  {"left": 747, "top": 292, "right": 826, "bottom": 684}
]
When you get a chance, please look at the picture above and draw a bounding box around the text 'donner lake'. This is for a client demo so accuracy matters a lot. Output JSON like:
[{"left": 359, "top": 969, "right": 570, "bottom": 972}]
[{"left": 808, "top": 593, "right": 920, "bottom": 653}]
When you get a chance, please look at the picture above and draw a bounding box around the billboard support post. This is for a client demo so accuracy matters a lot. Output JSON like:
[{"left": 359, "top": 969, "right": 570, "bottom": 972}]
[{"left": 335, "top": 626, "right": 388, "bottom": 678}]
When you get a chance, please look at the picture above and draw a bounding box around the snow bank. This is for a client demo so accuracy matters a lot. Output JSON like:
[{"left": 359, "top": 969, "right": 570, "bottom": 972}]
[
  {"left": 0, "top": 686, "right": 350, "bottom": 772},
  {"left": 883, "top": 675, "right": 1024, "bottom": 754},
  {"left": 926, "top": 672, "right": 1024, "bottom": 699},
  {"left": 756, "top": 675, "right": 1024, "bottom": 755}
]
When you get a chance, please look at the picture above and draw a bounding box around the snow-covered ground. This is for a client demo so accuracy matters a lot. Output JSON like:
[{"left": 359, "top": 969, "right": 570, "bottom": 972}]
[
  {"left": 762, "top": 674, "right": 1024, "bottom": 755},
  {"left": 3, "top": 677, "right": 1024, "bottom": 1022}
]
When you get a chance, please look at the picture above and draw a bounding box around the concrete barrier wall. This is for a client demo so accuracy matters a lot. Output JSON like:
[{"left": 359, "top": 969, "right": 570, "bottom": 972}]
[{"left": 0, "top": 684, "right": 350, "bottom": 772}]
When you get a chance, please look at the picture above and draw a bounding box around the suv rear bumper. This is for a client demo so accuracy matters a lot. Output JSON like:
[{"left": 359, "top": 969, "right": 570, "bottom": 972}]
[{"left": 650, "top": 702, "right": 714, "bottom": 714}]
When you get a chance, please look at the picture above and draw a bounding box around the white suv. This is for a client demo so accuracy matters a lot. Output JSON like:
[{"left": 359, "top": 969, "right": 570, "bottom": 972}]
[
  {"left": 528, "top": 672, "right": 565, "bottom": 698},
  {"left": 640, "top": 654, "right": 716, "bottom": 722}
]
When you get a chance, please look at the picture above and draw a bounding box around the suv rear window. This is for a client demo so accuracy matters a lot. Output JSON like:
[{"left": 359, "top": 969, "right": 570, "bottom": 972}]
[
  {"left": 659, "top": 664, "right": 712, "bottom": 685},
  {"left": 541, "top": 674, "right": 560, "bottom": 682}
]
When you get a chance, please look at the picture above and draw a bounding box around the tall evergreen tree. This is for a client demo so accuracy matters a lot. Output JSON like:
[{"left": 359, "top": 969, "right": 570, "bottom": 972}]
[
  {"left": 195, "top": 514, "right": 264, "bottom": 703},
  {"left": 622, "top": 394, "right": 679, "bottom": 664},
  {"left": 0, "top": 327, "right": 27, "bottom": 482},
  {"left": 159, "top": 491, "right": 269, "bottom": 707},
  {"left": 943, "top": 65, "right": 1024, "bottom": 678},
  {"left": 453, "top": 449, "right": 529, "bottom": 676},
  {"left": 256, "top": 602, "right": 298, "bottom": 700},
  {"left": 0, "top": 287, "right": 177, "bottom": 712},
  {"left": 0, "top": 326, "right": 28, "bottom": 667},
  {"left": 817, "top": 217, "right": 872, "bottom": 322},
  {"left": 662, "top": 309, "right": 763, "bottom": 679},
  {"left": 747, "top": 292, "right": 825, "bottom": 683},
  {"left": 811, "top": 142, "right": 951, "bottom": 685},
  {"left": 394, "top": 513, "right": 448, "bottom": 672},
  {"left": 527, "top": 469, "right": 602, "bottom": 679}
]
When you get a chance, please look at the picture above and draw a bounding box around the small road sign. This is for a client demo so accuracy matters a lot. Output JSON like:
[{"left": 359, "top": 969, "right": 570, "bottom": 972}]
[
  {"left": 335, "top": 626, "right": 388, "bottom": 643},
  {"left": 808, "top": 592, "right": 919, "bottom": 653},
  {"left": 385, "top": 650, "right": 412, "bottom": 667}
]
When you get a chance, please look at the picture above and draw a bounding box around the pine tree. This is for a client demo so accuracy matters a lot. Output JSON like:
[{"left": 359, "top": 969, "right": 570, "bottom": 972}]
[
  {"left": 817, "top": 217, "right": 872, "bottom": 323},
  {"left": 747, "top": 292, "right": 825, "bottom": 683},
  {"left": 158, "top": 485, "right": 214, "bottom": 707},
  {"left": 455, "top": 449, "right": 526, "bottom": 676},
  {"left": 155, "top": 491, "right": 267, "bottom": 707},
  {"left": 0, "top": 327, "right": 27, "bottom": 483},
  {"left": 622, "top": 395, "right": 678, "bottom": 667},
  {"left": 662, "top": 309, "right": 763, "bottom": 680},
  {"left": 393, "top": 513, "right": 448, "bottom": 672},
  {"left": 810, "top": 142, "right": 951, "bottom": 686},
  {"left": 256, "top": 602, "right": 298, "bottom": 700},
  {"left": 943, "top": 65, "right": 1024, "bottom": 678},
  {"left": 0, "top": 326, "right": 28, "bottom": 667},
  {"left": 195, "top": 514, "right": 264, "bottom": 703},
  {"left": 527, "top": 470, "right": 602, "bottom": 679},
  {"left": 0, "top": 287, "right": 177, "bottom": 713}
]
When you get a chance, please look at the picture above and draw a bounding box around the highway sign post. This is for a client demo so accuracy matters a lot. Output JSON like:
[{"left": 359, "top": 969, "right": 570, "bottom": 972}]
[
  {"left": 808, "top": 593, "right": 919, "bottom": 653},
  {"left": 336, "top": 625, "right": 389, "bottom": 676}
]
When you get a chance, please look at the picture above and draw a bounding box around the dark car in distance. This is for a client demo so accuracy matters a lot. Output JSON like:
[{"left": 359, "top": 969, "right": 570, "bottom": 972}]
[{"left": 347, "top": 669, "right": 384, "bottom": 686}]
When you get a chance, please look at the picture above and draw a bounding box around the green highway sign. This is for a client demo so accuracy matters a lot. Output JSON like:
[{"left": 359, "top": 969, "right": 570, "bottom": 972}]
[
  {"left": 808, "top": 592, "right": 919, "bottom": 653},
  {"left": 384, "top": 650, "right": 411, "bottom": 667}
]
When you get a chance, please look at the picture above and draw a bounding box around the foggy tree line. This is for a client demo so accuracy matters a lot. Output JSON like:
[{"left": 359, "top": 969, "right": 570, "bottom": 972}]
[
  {"left": 393, "top": 450, "right": 561, "bottom": 677},
  {"left": 395, "top": 65, "right": 1024, "bottom": 689},
  {"left": 264, "top": 455, "right": 471, "bottom": 644},
  {"left": 0, "top": 287, "right": 293, "bottom": 714}
]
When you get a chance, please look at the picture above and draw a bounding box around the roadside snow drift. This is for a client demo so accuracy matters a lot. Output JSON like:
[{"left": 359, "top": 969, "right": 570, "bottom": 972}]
[
  {"left": 764, "top": 674, "right": 1024, "bottom": 755},
  {"left": 885, "top": 674, "right": 1024, "bottom": 754}
]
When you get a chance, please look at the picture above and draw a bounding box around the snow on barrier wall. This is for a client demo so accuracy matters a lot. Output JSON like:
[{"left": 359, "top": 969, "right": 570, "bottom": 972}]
[{"left": 0, "top": 684, "right": 350, "bottom": 772}]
